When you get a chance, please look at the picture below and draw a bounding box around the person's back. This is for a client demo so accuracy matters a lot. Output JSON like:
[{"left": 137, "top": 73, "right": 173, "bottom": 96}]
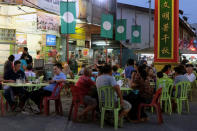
[
  {"left": 76, "top": 73, "right": 95, "bottom": 96},
  {"left": 125, "top": 66, "right": 135, "bottom": 79},
  {"left": 125, "top": 59, "right": 135, "bottom": 79},
  {"left": 3, "top": 60, "right": 13, "bottom": 79},
  {"left": 96, "top": 74, "right": 117, "bottom": 89}
]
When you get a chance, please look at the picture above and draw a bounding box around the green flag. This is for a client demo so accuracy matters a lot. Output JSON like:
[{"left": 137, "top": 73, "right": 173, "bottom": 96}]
[
  {"left": 60, "top": 1, "right": 76, "bottom": 34},
  {"left": 115, "top": 19, "right": 127, "bottom": 41},
  {"left": 101, "top": 14, "right": 113, "bottom": 39},
  {"left": 131, "top": 25, "right": 141, "bottom": 43}
]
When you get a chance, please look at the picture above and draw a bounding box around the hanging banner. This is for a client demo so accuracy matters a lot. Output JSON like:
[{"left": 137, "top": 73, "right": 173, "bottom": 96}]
[
  {"left": 154, "top": 0, "right": 179, "bottom": 63},
  {"left": 100, "top": 14, "right": 114, "bottom": 39},
  {"left": 131, "top": 25, "right": 141, "bottom": 43},
  {"left": 60, "top": 1, "right": 76, "bottom": 34},
  {"left": 115, "top": 19, "right": 127, "bottom": 41}
]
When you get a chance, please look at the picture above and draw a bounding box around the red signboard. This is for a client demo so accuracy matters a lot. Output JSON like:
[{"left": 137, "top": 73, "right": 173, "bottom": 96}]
[{"left": 154, "top": 0, "right": 179, "bottom": 63}]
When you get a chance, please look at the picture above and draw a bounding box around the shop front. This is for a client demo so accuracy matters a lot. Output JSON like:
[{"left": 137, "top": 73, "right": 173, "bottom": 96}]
[{"left": 0, "top": 3, "right": 60, "bottom": 74}]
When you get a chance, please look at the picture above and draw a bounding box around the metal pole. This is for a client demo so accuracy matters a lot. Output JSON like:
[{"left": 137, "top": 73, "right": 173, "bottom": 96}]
[
  {"left": 148, "top": 0, "right": 151, "bottom": 48},
  {"left": 66, "top": 35, "right": 69, "bottom": 64},
  {"left": 66, "top": 0, "right": 69, "bottom": 63}
]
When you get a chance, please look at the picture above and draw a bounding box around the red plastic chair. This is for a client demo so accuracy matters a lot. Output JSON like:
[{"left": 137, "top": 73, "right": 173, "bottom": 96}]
[
  {"left": 42, "top": 82, "right": 64, "bottom": 116},
  {"left": 68, "top": 85, "right": 96, "bottom": 121},
  {"left": 138, "top": 88, "right": 163, "bottom": 124},
  {"left": 68, "top": 85, "right": 84, "bottom": 121},
  {"left": 0, "top": 91, "right": 5, "bottom": 116}
]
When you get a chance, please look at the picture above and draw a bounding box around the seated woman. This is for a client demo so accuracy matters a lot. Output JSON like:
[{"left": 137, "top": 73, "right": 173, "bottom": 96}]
[
  {"left": 125, "top": 65, "right": 153, "bottom": 123},
  {"left": 76, "top": 68, "right": 97, "bottom": 120}
]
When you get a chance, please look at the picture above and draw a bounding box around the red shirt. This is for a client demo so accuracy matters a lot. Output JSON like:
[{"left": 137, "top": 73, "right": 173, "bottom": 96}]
[{"left": 76, "top": 75, "right": 95, "bottom": 96}]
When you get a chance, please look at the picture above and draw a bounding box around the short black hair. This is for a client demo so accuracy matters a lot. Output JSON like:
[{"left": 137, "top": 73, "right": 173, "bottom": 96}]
[
  {"left": 157, "top": 71, "right": 163, "bottom": 78},
  {"left": 27, "top": 65, "right": 33, "bottom": 70},
  {"left": 112, "top": 65, "right": 118, "bottom": 72},
  {"left": 102, "top": 64, "right": 112, "bottom": 74},
  {"left": 161, "top": 64, "right": 171, "bottom": 73},
  {"left": 24, "top": 47, "right": 28, "bottom": 52},
  {"left": 127, "top": 59, "right": 134, "bottom": 66},
  {"left": 174, "top": 66, "right": 184, "bottom": 75},
  {"left": 37, "top": 50, "right": 40, "bottom": 55},
  {"left": 14, "top": 60, "right": 21, "bottom": 66},
  {"left": 8, "top": 55, "right": 15, "bottom": 62},
  {"left": 186, "top": 64, "right": 194, "bottom": 68},
  {"left": 98, "top": 60, "right": 102, "bottom": 65},
  {"left": 54, "top": 63, "right": 63, "bottom": 70}
]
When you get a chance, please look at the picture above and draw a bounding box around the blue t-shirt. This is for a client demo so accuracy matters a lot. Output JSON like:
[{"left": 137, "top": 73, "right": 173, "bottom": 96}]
[
  {"left": 43, "top": 72, "right": 66, "bottom": 92},
  {"left": 20, "top": 59, "right": 27, "bottom": 72},
  {"left": 112, "top": 72, "right": 120, "bottom": 77},
  {"left": 125, "top": 66, "right": 135, "bottom": 79}
]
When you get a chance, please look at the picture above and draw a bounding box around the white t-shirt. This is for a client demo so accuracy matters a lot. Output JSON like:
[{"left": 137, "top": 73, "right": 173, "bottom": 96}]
[
  {"left": 184, "top": 73, "right": 196, "bottom": 82},
  {"left": 25, "top": 71, "right": 36, "bottom": 78}
]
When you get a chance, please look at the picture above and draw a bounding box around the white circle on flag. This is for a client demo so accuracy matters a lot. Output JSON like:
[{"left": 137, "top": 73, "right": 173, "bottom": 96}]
[
  {"left": 133, "top": 30, "right": 140, "bottom": 37},
  {"left": 63, "top": 12, "right": 74, "bottom": 23},
  {"left": 103, "top": 21, "right": 112, "bottom": 31},
  {"left": 117, "top": 26, "right": 125, "bottom": 33}
]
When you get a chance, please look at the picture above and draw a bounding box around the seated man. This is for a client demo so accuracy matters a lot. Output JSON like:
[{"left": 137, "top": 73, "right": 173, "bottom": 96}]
[
  {"left": 184, "top": 64, "right": 196, "bottom": 83},
  {"left": 76, "top": 68, "right": 97, "bottom": 119},
  {"left": 30, "top": 63, "right": 66, "bottom": 109},
  {"left": 3, "top": 60, "right": 29, "bottom": 111},
  {"left": 96, "top": 64, "right": 131, "bottom": 118}
]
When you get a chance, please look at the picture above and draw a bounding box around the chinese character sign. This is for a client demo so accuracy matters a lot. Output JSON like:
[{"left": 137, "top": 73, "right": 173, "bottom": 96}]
[{"left": 154, "top": 0, "right": 179, "bottom": 63}]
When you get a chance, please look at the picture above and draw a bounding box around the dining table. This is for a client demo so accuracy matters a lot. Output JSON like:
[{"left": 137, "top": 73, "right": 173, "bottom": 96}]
[{"left": 2, "top": 82, "right": 49, "bottom": 92}]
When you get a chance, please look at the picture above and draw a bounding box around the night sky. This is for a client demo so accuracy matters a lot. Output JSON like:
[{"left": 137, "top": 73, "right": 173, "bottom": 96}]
[{"left": 118, "top": 0, "right": 197, "bottom": 24}]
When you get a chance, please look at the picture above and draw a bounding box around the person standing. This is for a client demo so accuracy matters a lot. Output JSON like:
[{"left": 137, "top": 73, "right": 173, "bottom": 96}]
[
  {"left": 20, "top": 54, "right": 28, "bottom": 72},
  {"left": 23, "top": 47, "right": 33, "bottom": 66},
  {"left": 69, "top": 52, "right": 78, "bottom": 75},
  {"left": 3, "top": 55, "right": 15, "bottom": 80}
]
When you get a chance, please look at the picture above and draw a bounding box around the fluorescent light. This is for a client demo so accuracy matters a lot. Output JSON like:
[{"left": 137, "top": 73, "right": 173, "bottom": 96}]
[
  {"left": 92, "top": 41, "right": 109, "bottom": 46},
  {"left": 96, "top": 44, "right": 109, "bottom": 46}
]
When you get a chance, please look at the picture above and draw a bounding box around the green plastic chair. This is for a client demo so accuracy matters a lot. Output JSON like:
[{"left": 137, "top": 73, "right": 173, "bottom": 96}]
[
  {"left": 159, "top": 80, "right": 173, "bottom": 115},
  {"left": 114, "top": 75, "right": 121, "bottom": 81},
  {"left": 174, "top": 81, "right": 190, "bottom": 114},
  {"left": 39, "top": 75, "right": 44, "bottom": 83},
  {"left": 97, "top": 86, "right": 123, "bottom": 130}
]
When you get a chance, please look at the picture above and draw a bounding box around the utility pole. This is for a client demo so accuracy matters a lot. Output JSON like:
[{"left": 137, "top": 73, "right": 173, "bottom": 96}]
[{"left": 148, "top": 0, "right": 151, "bottom": 48}]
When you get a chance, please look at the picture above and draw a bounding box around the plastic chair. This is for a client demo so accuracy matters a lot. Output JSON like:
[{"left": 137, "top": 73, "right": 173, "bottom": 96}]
[
  {"left": 157, "top": 79, "right": 173, "bottom": 115},
  {"left": 42, "top": 82, "right": 64, "bottom": 116},
  {"left": 39, "top": 76, "right": 44, "bottom": 82},
  {"left": 0, "top": 90, "right": 5, "bottom": 116},
  {"left": 97, "top": 86, "right": 123, "bottom": 130},
  {"left": 68, "top": 85, "right": 96, "bottom": 121},
  {"left": 174, "top": 81, "right": 190, "bottom": 114},
  {"left": 138, "top": 88, "right": 163, "bottom": 124}
]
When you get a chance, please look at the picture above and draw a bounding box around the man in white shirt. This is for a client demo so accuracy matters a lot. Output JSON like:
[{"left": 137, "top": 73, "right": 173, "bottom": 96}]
[{"left": 185, "top": 64, "right": 196, "bottom": 82}]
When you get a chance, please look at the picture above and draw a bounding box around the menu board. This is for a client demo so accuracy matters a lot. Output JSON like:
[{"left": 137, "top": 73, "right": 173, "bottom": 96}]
[
  {"left": 37, "top": 11, "right": 60, "bottom": 32},
  {"left": 0, "top": 28, "right": 16, "bottom": 44}
]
